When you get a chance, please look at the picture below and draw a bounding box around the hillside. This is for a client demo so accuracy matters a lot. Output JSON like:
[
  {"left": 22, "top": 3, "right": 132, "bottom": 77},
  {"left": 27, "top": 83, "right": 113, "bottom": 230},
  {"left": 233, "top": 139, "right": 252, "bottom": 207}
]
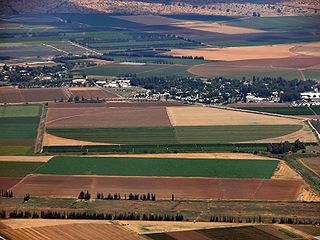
[{"left": 1, "top": 0, "right": 319, "bottom": 16}]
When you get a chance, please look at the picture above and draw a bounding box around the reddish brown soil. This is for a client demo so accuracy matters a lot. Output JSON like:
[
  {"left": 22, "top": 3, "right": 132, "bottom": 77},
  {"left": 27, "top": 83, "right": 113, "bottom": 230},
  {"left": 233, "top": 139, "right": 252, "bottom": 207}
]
[
  {"left": 0, "top": 87, "right": 69, "bottom": 103},
  {"left": 1, "top": 223, "right": 145, "bottom": 240},
  {"left": 69, "top": 88, "right": 119, "bottom": 99},
  {"left": 47, "top": 101, "right": 184, "bottom": 108},
  {"left": 0, "top": 177, "right": 22, "bottom": 190},
  {"left": 12, "top": 175, "right": 304, "bottom": 201},
  {"left": 46, "top": 105, "right": 172, "bottom": 128}
]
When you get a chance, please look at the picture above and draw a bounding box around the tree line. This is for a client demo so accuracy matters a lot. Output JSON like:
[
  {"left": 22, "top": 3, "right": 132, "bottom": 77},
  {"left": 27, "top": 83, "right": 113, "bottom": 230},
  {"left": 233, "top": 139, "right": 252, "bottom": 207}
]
[
  {"left": 267, "top": 139, "right": 305, "bottom": 154},
  {"left": 0, "top": 189, "right": 13, "bottom": 198},
  {"left": 80, "top": 191, "right": 157, "bottom": 201},
  {"left": 3, "top": 210, "right": 184, "bottom": 221}
]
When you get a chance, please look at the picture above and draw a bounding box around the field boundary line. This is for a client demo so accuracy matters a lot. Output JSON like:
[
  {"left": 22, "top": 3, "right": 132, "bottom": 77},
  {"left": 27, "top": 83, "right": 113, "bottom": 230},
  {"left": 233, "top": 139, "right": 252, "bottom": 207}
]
[
  {"left": 34, "top": 104, "right": 46, "bottom": 153},
  {"left": 68, "top": 40, "right": 103, "bottom": 56},
  {"left": 307, "top": 120, "right": 320, "bottom": 142}
]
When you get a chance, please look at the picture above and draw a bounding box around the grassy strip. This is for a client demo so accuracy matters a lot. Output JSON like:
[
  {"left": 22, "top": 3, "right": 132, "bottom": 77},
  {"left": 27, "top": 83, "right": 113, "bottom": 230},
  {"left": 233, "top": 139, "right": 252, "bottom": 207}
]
[
  {"left": 36, "top": 156, "right": 278, "bottom": 178},
  {"left": 46, "top": 125, "right": 302, "bottom": 145},
  {"left": 282, "top": 153, "right": 320, "bottom": 193},
  {"left": 235, "top": 106, "right": 320, "bottom": 115},
  {"left": 0, "top": 104, "right": 42, "bottom": 118},
  {"left": 0, "top": 161, "right": 44, "bottom": 177}
]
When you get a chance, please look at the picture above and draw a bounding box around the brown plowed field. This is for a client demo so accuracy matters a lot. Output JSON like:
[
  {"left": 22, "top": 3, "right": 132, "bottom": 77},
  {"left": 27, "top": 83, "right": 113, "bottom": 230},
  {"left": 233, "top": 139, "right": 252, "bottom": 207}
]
[
  {"left": 0, "top": 177, "right": 22, "bottom": 190},
  {"left": 47, "top": 101, "right": 184, "bottom": 109},
  {"left": 11, "top": 175, "right": 304, "bottom": 201},
  {"left": 68, "top": 87, "right": 119, "bottom": 99},
  {"left": 299, "top": 158, "right": 320, "bottom": 176},
  {"left": 0, "top": 87, "right": 69, "bottom": 103},
  {"left": 46, "top": 106, "right": 172, "bottom": 128},
  {"left": 1, "top": 223, "right": 145, "bottom": 240}
]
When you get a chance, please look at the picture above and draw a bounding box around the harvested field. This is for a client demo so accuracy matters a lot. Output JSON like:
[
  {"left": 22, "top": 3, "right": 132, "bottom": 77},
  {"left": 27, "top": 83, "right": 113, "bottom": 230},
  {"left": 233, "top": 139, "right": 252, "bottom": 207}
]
[
  {"left": 68, "top": 87, "right": 119, "bottom": 99},
  {"left": 43, "top": 133, "right": 114, "bottom": 146},
  {"left": 0, "top": 177, "right": 21, "bottom": 190},
  {"left": 1, "top": 222, "right": 145, "bottom": 240},
  {"left": 0, "top": 44, "right": 59, "bottom": 58},
  {"left": 11, "top": 175, "right": 305, "bottom": 201},
  {"left": 46, "top": 105, "right": 171, "bottom": 128},
  {"left": 35, "top": 156, "right": 279, "bottom": 178},
  {"left": 0, "top": 156, "right": 52, "bottom": 162},
  {"left": 166, "top": 106, "right": 301, "bottom": 126},
  {"left": 299, "top": 158, "right": 320, "bottom": 176},
  {"left": 121, "top": 221, "right": 249, "bottom": 235},
  {"left": 169, "top": 42, "right": 320, "bottom": 61},
  {"left": 97, "top": 153, "right": 277, "bottom": 160},
  {"left": 272, "top": 161, "right": 302, "bottom": 180},
  {"left": 114, "top": 15, "right": 181, "bottom": 25},
  {"left": 0, "top": 87, "right": 69, "bottom": 103},
  {"left": 290, "top": 225, "right": 320, "bottom": 236}
]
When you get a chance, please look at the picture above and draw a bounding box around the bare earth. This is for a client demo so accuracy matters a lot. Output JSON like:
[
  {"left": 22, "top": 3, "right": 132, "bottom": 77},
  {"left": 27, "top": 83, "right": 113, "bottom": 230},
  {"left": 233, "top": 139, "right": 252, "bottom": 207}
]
[
  {"left": 0, "top": 221, "right": 145, "bottom": 240},
  {"left": 166, "top": 106, "right": 302, "bottom": 126},
  {"left": 43, "top": 133, "right": 114, "bottom": 146},
  {"left": 169, "top": 42, "right": 320, "bottom": 61},
  {"left": 11, "top": 175, "right": 306, "bottom": 201},
  {"left": 95, "top": 153, "right": 277, "bottom": 160},
  {"left": 298, "top": 158, "right": 320, "bottom": 176}
]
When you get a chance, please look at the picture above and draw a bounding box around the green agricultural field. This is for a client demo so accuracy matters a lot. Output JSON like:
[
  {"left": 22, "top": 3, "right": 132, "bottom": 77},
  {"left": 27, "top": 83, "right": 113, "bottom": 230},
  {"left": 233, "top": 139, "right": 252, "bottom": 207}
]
[
  {"left": 236, "top": 106, "right": 320, "bottom": 115},
  {"left": 78, "top": 63, "right": 193, "bottom": 78},
  {"left": 0, "top": 161, "right": 44, "bottom": 177},
  {"left": 35, "top": 156, "right": 278, "bottom": 178},
  {"left": 0, "top": 105, "right": 41, "bottom": 155},
  {"left": 47, "top": 125, "right": 302, "bottom": 145}
]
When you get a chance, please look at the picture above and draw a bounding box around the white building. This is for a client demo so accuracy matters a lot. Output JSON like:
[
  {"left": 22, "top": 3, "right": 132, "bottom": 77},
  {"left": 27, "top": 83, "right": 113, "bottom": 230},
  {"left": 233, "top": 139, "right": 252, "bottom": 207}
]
[{"left": 301, "top": 91, "right": 320, "bottom": 102}]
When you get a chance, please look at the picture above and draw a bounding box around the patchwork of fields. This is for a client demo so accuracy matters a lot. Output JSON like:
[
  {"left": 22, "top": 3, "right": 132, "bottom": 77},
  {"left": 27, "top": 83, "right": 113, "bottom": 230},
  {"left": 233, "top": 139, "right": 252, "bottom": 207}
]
[
  {"left": 0, "top": 105, "right": 42, "bottom": 155},
  {"left": 44, "top": 103, "right": 316, "bottom": 146}
]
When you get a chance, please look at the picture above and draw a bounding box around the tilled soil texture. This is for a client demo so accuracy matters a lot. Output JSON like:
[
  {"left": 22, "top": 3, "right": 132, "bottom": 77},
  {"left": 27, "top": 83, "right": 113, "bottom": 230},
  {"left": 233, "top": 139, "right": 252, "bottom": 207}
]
[
  {"left": 1, "top": 222, "right": 145, "bottom": 240},
  {"left": 68, "top": 87, "right": 119, "bottom": 99},
  {"left": 12, "top": 175, "right": 305, "bottom": 201},
  {"left": 0, "top": 87, "right": 69, "bottom": 103},
  {"left": 46, "top": 105, "right": 172, "bottom": 128}
]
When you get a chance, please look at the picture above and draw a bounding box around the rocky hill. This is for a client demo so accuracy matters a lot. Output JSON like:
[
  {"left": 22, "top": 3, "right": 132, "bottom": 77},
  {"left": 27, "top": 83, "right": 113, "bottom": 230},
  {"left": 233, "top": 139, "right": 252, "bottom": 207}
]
[{"left": 1, "top": 0, "right": 319, "bottom": 16}]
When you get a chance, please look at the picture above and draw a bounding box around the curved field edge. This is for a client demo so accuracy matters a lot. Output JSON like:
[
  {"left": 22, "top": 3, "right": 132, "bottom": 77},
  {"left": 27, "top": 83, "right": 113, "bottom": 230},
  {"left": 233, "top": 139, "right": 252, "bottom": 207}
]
[
  {"left": 34, "top": 156, "right": 279, "bottom": 178},
  {"left": 46, "top": 125, "right": 303, "bottom": 145}
]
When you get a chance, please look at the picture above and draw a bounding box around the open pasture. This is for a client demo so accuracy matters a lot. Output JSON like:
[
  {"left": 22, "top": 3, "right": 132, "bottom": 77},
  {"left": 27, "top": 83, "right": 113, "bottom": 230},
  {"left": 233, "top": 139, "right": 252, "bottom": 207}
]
[
  {"left": 11, "top": 175, "right": 304, "bottom": 201},
  {"left": 0, "top": 43, "right": 60, "bottom": 58},
  {"left": 68, "top": 87, "right": 119, "bottom": 99},
  {"left": 78, "top": 62, "right": 193, "bottom": 78},
  {"left": 1, "top": 222, "right": 145, "bottom": 240},
  {"left": 0, "top": 161, "right": 43, "bottom": 177},
  {"left": 0, "top": 104, "right": 41, "bottom": 155},
  {"left": 0, "top": 87, "right": 69, "bottom": 103},
  {"left": 46, "top": 125, "right": 303, "bottom": 145},
  {"left": 35, "top": 156, "right": 278, "bottom": 178}
]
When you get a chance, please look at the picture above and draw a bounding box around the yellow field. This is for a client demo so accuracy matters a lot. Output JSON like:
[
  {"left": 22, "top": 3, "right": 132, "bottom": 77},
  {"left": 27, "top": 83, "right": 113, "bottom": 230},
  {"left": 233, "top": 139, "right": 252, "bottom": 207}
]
[
  {"left": 43, "top": 133, "right": 114, "bottom": 146},
  {"left": 0, "top": 156, "right": 53, "bottom": 162},
  {"left": 168, "top": 42, "right": 320, "bottom": 61},
  {"left": 166, "top": 106, "right": 301, "bottom": 126}
]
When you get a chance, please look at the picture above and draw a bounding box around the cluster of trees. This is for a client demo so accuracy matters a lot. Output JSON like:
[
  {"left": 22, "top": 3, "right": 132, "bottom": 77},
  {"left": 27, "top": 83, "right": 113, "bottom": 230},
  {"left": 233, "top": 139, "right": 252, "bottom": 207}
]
[
  {"left": 23, "top": 194, "right": 30, "bottom": 202},
  {"left": 210, "top": 215, "right": 263, "bottom": 223},
  {"left": 2, "top": 210, "right": 185, "bottom": 222},
  {"left": 130, "top": 76, "right": 318, "bottom": 104},
  {"left": 96, "top": 192, "right": 156, "bottom": 201},
  {"left": 78, "top": 191, "right": 91, "bottom": 200},
  {"left": 267, "top": 139, "right": 305, "bottom": 154},
  {"left": 0, "top": 189, "right": 13, "bottom": 198}
]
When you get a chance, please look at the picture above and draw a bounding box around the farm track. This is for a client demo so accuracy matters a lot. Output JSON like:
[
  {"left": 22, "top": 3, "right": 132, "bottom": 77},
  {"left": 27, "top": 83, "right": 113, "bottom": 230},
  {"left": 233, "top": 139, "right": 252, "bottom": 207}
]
[{"left": 34, "top": 104, "right": 46, "bottom": 153}]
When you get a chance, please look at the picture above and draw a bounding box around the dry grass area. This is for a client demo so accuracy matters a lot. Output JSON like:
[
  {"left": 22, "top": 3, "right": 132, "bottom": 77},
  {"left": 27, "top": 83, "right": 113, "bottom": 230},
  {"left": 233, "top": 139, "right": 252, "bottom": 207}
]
[
  {"left": 119, "top": 221, "right": 251, "bottom": 234},
  {"left": 298, "top": 158, "right": 320, "bottom": 176},
  {"left": 97, "top": 153, "right": 277, "bottom": 160},
  {"left": 166, "top": 106, "right": 301, "bottom": 126},
  {"left": 272, "top": 161, "right": 302, "bottom": 180},
  {"left": 297, "top": 187, "right": 320, "bottom": 202},
  {"left": 43, "top": 133, "right": 114, "bottom": 146},
  {"left": 172, "top": 21, "right": 265, "bottom": 35},
  {"left": 0, "top": 156, "right": 52, "bottom": 162},
  {"left": 244, "top": 124, "right": 317, "bottom": 143},
  {"left": 0, "top": 221, "right": 145, "bottom": 240},
  {"left": 169, "top": 42, "right": 320, "bottom": 61}
]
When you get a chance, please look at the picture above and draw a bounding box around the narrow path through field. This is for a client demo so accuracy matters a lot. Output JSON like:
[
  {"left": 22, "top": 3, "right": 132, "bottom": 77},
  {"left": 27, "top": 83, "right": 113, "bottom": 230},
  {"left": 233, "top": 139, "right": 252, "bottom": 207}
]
[
  {"left": 299, "top": 69, "right": 306, "bottom": 81},
  {"left": 34, "top": 104, "right": 46, "bottom": 153},
  {"left": 42, "top": 43, "right": 69, "bottom": 54},
  {"left": 68, "top": 40, "right": 102, "bottom": 55}
]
